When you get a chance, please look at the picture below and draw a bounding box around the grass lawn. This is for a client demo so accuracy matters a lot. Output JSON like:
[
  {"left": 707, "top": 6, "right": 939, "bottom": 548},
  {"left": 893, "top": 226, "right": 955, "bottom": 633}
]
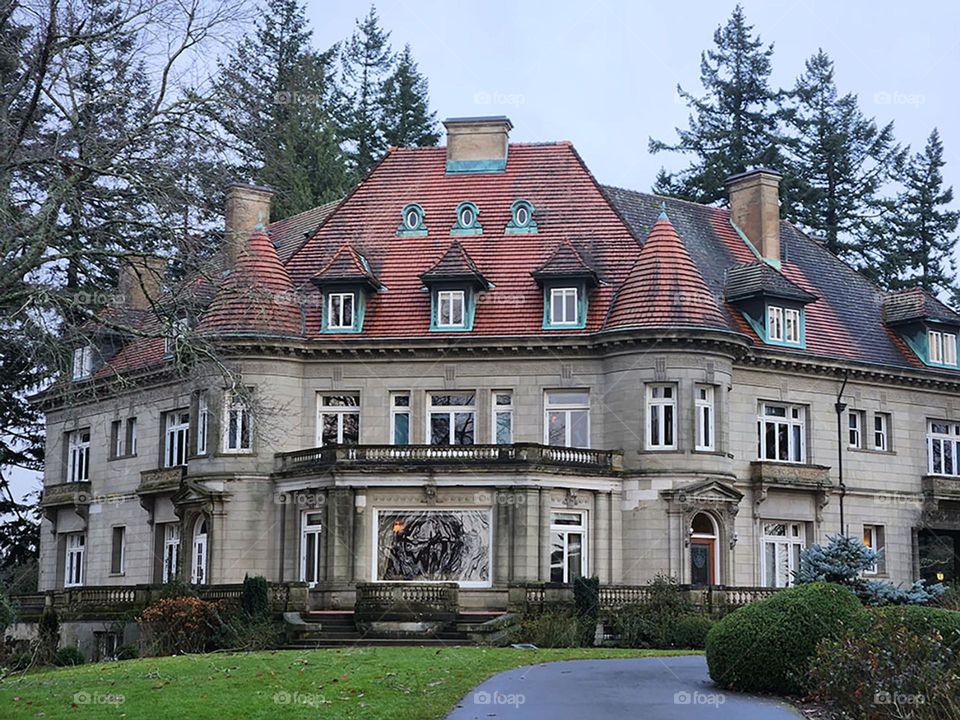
[{"left": 1, "top": 647, "right": 694, "bottom": 719}]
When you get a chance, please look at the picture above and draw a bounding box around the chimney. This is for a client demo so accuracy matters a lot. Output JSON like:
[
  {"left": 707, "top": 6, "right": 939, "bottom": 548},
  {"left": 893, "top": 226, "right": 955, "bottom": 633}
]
[
  {"left": 118, "top": 254, "right": 166, "bottom": 310},
  {"left": 443, "top": 116, "right": 512, "bottom": 172},
  {"left": 224, "top": 183, "right": 273, "bottom": 262},
  {"left": 726, "top": 168, "right": 782, "bottom": 264}
]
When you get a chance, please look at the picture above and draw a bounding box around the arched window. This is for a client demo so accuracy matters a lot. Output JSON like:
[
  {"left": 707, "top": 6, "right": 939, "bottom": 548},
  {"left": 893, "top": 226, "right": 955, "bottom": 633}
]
[{"left": 191, "top": 516, "right": 209, "bottom": 585}]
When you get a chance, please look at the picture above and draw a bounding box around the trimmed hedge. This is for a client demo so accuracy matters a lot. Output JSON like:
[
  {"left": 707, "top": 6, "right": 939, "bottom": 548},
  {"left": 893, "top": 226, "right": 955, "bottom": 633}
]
[{"left": 705, "top": 581, "right": 863, "bottom": 694}]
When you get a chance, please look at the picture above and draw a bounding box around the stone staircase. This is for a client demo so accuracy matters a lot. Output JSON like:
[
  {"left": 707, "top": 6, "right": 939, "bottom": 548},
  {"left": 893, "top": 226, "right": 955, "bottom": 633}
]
[{"left": 282, "top": 610, "right": 512, "bottom": 648}]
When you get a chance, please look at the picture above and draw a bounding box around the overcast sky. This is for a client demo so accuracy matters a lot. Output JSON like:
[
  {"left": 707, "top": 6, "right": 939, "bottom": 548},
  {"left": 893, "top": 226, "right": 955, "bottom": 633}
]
[{"left": 8, "top": 0, "right": 959, "bottom": 502}]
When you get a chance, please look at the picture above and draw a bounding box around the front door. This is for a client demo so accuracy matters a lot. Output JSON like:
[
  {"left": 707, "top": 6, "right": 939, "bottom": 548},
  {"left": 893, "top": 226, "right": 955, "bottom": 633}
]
[{"left": 690, "top": 538, "right": 715, "bottom": 587}]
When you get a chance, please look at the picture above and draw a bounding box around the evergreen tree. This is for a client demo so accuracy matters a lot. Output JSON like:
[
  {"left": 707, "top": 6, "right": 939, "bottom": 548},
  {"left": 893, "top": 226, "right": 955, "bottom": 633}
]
[
  {"left": 340, "top": 5, "right": 393, "bottom": 176},
  {"left": 781, "top": 50, "right": 905, "bottom": 262},
  {"left": 380, "top": 44, "right": 438, "bottom": 148},
  {"left": 214, "top": 0, "right": 348, "bottom": 218},
  {"left": 649, "top": 5, "right": 782, "bottom": 204},
  {"left": 879, "top": 129, "right": 959, "bottom": 294}
]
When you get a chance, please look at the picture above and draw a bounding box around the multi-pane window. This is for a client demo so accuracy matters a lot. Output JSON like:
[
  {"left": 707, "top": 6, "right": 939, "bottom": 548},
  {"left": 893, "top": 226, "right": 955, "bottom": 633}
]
[
  {"left": 492, "top": 391, "right": 514, "bottom": 444},
  {"left": 223, "top": 392, "right": 253, "bottom": 453},
  {"left": 784, "top": 308, "right": 801, "bottom": 344},
  {"left": 758, "top": 402, "right": 806, "bottom": 463},
  {"left": 66, "top": 429, "right": 91, "bottom": 482},
  {"left": 110, "top": 418, "right": 137, "bottom": 459},
  {"left": 863, "top": 525, "right": 885, "bottom": 575},
  {"left": 436, "top": 290, "right": 466, "bottom": 328},
  {"left": 544, "top": 391, "right": 590, "bottom": 448},
  {"left": 767, "top": 306, "right": 802, "bottom": 345},
  {"left": 695, "top": 385, "right": 715, "bottom": 451},
  {"left": 428, "top": 392, "right": 476, "bottom": 445},
  {"left": 111, "top": 526, "right": 126, "bottom": 574},
  {"left": 390, "top": 393, "right": 411, "bottom": 445},
  {"left": 64, "top": 533, "right": 85, "bottom": 587},
  {"left": 300, "top": 511, "right": 323, "bottom": 587},
  {"left": 549, "top": 287, "right": 579, "bottom": 326},
  {"left": 318, "top": 395, "right": 360, "bottom": 446},
  {"left": 947, "top": 333, "right": 958, "bottom": 366},
  {"left": 928, "top": 421, "right": 960, "bottom": 476},
  {"left": 646, "top": 384, "right": 677, "bottom": 450},
  {"left": 929, "top": 330, "right": 958, "bottom": 366},
  {"left": 761, "top": 522, "right": 804, "bottom": 588},
  {"left": 550, "top": 512, "right": 586, "bottom": 583},
  {"left": 72, "top": 345, "right": 93, "bottom": 380},
  {"left": 162, "top": 524, "right": 180, "bottom": 583},
  {"left": 164, "top": 410, "right": 190, "bottom": 467},
  {"left": 767, "top": 306, "right": 784, "bottom": 342},
  {"left": 196, "top": 390, "right": 209, "bottom": 455},
  {"left": 848, "top": 410, "right": 864, "bottom": 448},
  {"left": 327, "top": 292, "right": 356, "bottom": 330},
  {"left": 873, "top": 413, "right": 890, "bottom": 451}
]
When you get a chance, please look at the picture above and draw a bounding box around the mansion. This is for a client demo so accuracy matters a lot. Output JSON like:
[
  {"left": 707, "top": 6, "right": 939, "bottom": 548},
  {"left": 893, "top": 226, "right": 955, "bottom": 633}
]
[{"left": 37, "top": 116, "right": 960, "bottom": 614}]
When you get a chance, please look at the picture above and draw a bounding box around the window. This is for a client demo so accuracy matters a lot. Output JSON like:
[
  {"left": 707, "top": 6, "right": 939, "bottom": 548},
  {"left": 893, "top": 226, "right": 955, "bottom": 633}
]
[
  {"left": 549, "top": 287, "right": 579, "bottom": 326},
  {"left": 196, "top": 390, "right": 209, "bottom": 455},
  {"left": 110, "top": 418, "right": 137, "bottom": 459},
  {"left": 318, "top": 394, "right": 360, "bottom": 446},
  {"left": 928, "top": 421, "right": 960, "bottom": 476},
  {"left": 550, "top": 512, "right": 586, "bottom": 583},
  {"left": 164, "top": 410, "right": 190, "bottom": 467},
  {"left": 326, "top": 292, "right": 356, "bottom": 330},
  {"left": 390, "top": 393, "right": 411, "bottom": 445},
  {"left": 452, "top": 201, "right": 482, "bottom": 234},
  {"left": 191, "top": 516, "right": 208, "bottom": 584},
  {"left": 300, "top": 511, "right": 323, "bottom": 586},
  {"left": 397, "top": 203, "right": 427, "bottom": 235},
  {"left": 695, "top": 385, "right": 715, "bottom": 451},
  {"left": 111, "top": 527, "right": 126, "bottom": 574},
  {"left": 506, "top": 200, "right": 537, "bottom": 234},
  {"left": 428, "top": 392, "right": 476, "bottom": 445},
  {"left": 863, "top": 525, "right": 885, "bottom": 575},
  {"left": 72, "top": 345, "right": 93, "bottom": 380},
  {"left": 874, "top": 412, "right": 890, "bottom": 451},
  {"left": 436, "top": 289, "right": 466, "bottom": 329},
  {"left": 761, "top": 522, "right": 804, "bottom": 588},
  {"left": 64, "top": 533, "right": 85, "bottom": 587},
  {"left": 784, "top": 308, "right": 801, "bottom": 344},
  {"left": 647, "top": 384, "right": 677, "bottom": 450},
  {"left": 758, "top": 402, "right": 806, "bottom": 463},
  {"left": 848, "top": 410, "right": 864, "bottom": 448},
  {"left": 544, "top": 391, "right": 590, "bottom": 448},
  {"left": 223, "top": 391, "right": 253, "bottom": 453},
  {"left": 492, "top": 391, "right": 514, "bottom": 444},
  {"left": 66, "top": 429, "right": 91, "bottom": 482},
  {"left": 164, "top": 317, "right": 189, "bottom": 356},
  {"left": 929, "top": 330, "right": 958, "bottom": 366},
  {"left": 767, "top": 306, "right": 784, "bottom": 342},
  {"left": 162, "top": 524, "right": 180, "bottom": 583},
  {"left": 947, "top": 333, "right": 958, "bottom": 366}
]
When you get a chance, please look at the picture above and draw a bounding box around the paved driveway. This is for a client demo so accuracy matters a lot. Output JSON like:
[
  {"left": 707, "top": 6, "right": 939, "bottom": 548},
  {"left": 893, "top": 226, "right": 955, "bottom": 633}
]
[{"left": 446, "top": 655, "right": 802, "bottom": 720}]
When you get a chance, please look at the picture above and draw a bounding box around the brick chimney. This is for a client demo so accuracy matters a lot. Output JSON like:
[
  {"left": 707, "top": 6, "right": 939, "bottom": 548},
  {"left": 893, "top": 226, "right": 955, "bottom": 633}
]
[
  {"left": 726, "top": 169, "right": 782, "bottom": 264},
  {"left": 118, "top": 254, "right": 166, "bottom": 310},
  {"left": 224, "top": 183, "right": 273, "bottom": 262},
  {"left": 443, "top": 116, "right": 512, "bottom": 172}
]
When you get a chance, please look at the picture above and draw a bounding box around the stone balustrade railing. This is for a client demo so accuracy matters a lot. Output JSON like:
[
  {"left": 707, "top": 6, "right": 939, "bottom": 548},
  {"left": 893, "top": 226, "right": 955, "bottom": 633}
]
[{"left": 508, "top": 583, "right": 780, "bottom": 614}]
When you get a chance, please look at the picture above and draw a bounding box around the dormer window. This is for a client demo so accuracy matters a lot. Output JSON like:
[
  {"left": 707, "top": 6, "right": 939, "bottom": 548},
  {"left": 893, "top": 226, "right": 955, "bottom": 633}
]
[
  {"left": 436, "top": 289, "right": 466, "bottom": 329},
  {"left": 549, "top": 287, "right": 580, "bottom": 326},
  {"left": 451, "top": 202, "right": 482, "bottom": 235},
  {"left": 765, "top": 305, "right": 802, "bottom": 347},
  {"left": 928, "top": 329, "right": 958, "bottom": 366},
  {"left": 397, "top": 204, "right": 427, "bottom": 236},
  {"left": 71, "top": 345, "right": 93, "bottom": 380},
  {"left": 506, "top": 199, "right": 538, "bottom": 234},
  {"left": 326, "top": 292, "right": 357, "bottom": 331}
]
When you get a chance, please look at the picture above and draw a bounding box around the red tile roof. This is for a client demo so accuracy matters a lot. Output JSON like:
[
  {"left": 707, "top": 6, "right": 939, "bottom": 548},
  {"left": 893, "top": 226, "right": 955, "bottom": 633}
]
[
  {"left": 420, "top": 241, "right": 490, "bottom": 288},
  {"left": 605, "top": 214, "right": 727, "bottom": 331},
  {"left": 532, "top": 240, "right": 598, "bottom": 285},
  {"left": 312, "top": 243, "right": 381, "bottom": 289}
]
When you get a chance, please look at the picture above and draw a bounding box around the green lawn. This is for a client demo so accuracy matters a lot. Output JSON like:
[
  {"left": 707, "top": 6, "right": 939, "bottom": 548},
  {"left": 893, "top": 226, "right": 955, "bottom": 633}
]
[{"left": 1, "top": 647, "right": 692, "bottom": 719}]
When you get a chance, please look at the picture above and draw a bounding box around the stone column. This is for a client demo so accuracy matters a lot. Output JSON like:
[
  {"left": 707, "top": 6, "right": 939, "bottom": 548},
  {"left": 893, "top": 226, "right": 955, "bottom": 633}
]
[{"left": 325, "top": 488, "right": 355, "bottom": 583}]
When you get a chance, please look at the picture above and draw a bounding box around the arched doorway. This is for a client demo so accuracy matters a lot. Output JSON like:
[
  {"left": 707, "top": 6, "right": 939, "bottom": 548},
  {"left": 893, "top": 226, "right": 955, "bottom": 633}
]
[
  {"left": 689, "top": 513, "right": 718, "bottom": 587},
  {"left": 191, "top": 516, "right": 208, "bottom": 585}
]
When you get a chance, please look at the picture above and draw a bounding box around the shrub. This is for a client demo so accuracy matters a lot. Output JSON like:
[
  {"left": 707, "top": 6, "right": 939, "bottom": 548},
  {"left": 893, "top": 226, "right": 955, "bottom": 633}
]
[
  {"left": 810, "top": 607, "right": 960, "bottom": 719},
  {"left": 53, "top": 646, "right": 85, "bottom": 666},
  {"left": 860, "top": 578, "right": 947, "bottom": 606},
  {"left": 36, "top": 608, "right": 60, "bottom": 664},
  {"left": 573, "top": 576, "right": 600, "bottom": 645},
  {"left": 611, "top": 574, "right": 700, "bottom": 649},
  {"left": 512, "top": 609, "right": 589, "bottom": 648},
  {"left": 705, "top": 581, "right": 863, "bottom": 694},
  {"left": 138, "top": 596, "right": 222, "bottom": 656},
  {"left": 214, "top": 607, "right": 282, "bottom": 651},
  {"left": 157, "top": 578, "right": 196, "bottom": 599},
  {"left": 115, "top": 644, "right": 139, "bottom": 660},
  {"left": 666, "top": 614, "right": 714, "bottom": 649},
  {"left": 937, "top": 582, "right": 960, "bottom": 611},
  {"left": 241, "top": 575, "right": 271, "bottom": 621},
  {"left": 0, "top": 591, "right": 14, "bottom": 635}
]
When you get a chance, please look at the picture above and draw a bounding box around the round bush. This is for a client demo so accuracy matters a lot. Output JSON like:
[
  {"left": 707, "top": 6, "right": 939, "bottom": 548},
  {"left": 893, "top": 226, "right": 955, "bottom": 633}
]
[
  {"left": 53, "top": 646, "right": 85, "bottom": 666},
  {"left": 705, "top": 581, "right": 864, "bottom": 694}
]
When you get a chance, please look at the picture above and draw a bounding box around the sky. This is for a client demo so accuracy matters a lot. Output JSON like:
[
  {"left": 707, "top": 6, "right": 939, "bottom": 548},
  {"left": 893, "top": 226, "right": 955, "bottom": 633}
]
[{"left": 7, "top": 0, "right": 959, "bottom": 503}]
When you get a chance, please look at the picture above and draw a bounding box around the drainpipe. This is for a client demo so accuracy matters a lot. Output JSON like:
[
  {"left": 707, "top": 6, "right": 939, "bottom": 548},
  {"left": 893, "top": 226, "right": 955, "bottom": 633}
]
[{"left": 835, "top": 371, "right": 849, "bottom": 535}]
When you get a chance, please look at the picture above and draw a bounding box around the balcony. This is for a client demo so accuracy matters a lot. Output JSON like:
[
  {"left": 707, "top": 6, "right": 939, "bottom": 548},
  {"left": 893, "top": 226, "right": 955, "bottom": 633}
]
[
  {"left": 136, "top": 466, "right": 186, "bottom": 496},
  {"left": 750, "top": 460, "right": 831, "bottom": 490},
  {"left": 276, "top": 443, "right": 624, "bottom": 477},
  {"left": 41, "top": 481, "right": 93, "bottom": 509},
  {"left": 921, "top": 475, "right": 960, "bottom": 528}
]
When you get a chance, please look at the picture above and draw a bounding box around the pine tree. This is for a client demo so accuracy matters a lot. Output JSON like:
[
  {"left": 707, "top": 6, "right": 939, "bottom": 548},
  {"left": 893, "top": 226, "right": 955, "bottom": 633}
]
[
  {"left": 213, "top": 0, "right": 348, "bottom": 218},
  {"left": 380, "top": 44, "right": 438, "bottom": 149},
  {"left": 649, "top": 5, "right": 782, "bottom": 204},
  {"left": 340, "top": 5, "right": 394, "bottom": 176},
  {"left": 781, "top": 50, "right": 905, "bottom": 262},
  {"left": 879, "top": 129, "right": 959, "bottom": 294}
]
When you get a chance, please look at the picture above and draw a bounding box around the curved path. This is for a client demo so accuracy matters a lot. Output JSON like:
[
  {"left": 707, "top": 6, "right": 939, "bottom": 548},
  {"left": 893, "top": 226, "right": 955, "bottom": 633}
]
[{"left": 446, "top": 655, "right": 802, "bottom": 719}]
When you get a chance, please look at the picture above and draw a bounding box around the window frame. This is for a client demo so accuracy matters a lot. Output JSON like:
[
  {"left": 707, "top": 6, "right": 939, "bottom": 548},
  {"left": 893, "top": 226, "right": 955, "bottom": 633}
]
[
  {"left": 761, "top": 521, "right": 805, "bottom": 588},
  {"left": 927, "top": 420, "right": 960, "bottom": 476},
  {"left": 757, "top": 402, "right": 806, "bottom": 464},
  {"left": 71, "top": 345, "right": 93, "bottom": 380},
  {"left": 390, "top": 392, "right": 411, "bottom": 446},
  {"left": 549, "top": 287, "right": 579, "bottom": 326},
  {"left": 492, "top": 390, "right": 514, "bottom": 445},
  {"left": 196, "top": 390, "right": 209, "bottom": 456},
  {"left": 646, "top": 383, "right": 678, "bottom": 451},
  {"left": 163, "top": 409, "right": 191, "bottom": 468},
  {"left": 316, "top": 394, "right": 361, "bottom": 447},
  {"left": 64, "top": 532, "right": 86, "bottom": 588},
  {"left": 299, "top": 510, "right": 324, "bottom": 587},
  {"left": 848, "top": 410, "right": 864, "bottom": 449},
  {"left": 767, "top": 306, "right": 784, "bottom": 342},
  {"left": 66, "top": 429, "right": 91, "bottom": 483},
  {"left": 162, "top": 523, "right": 180, "bottom": 583},
  {"left": 549, "top": 511, "right": 587, "bottom": 584},
  {"left": 110, "top": 526, "right": 126, "bottom": 575},
  {"left": 862, "top": 524, "right": 885, "bottom": 575},
  {"left": 397, "top": 203, "right": 427, "bottom": 236},
  {"left": 427, "top": 392, "right": 477, "bottom": 446},
  {"left": 695, "top": 384, "right": 716, "bottom": 452},
  {"left": 435, "top": 289, "right": 467, "bottom": 330},
  {"left": 544, "top": 390, "right": 591, "bottom": 448},
  {"left": 451, "top": 201, "right": 482, "bottom": 235},
  {"left": 873, "top": 412, "right": 890, "bottom": 451},
  {"left": 222, "top": 391, "right": 253, "bottom": 454},
  {"left": 325, "top": 291, "right": 358, "bottom": 332}
]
